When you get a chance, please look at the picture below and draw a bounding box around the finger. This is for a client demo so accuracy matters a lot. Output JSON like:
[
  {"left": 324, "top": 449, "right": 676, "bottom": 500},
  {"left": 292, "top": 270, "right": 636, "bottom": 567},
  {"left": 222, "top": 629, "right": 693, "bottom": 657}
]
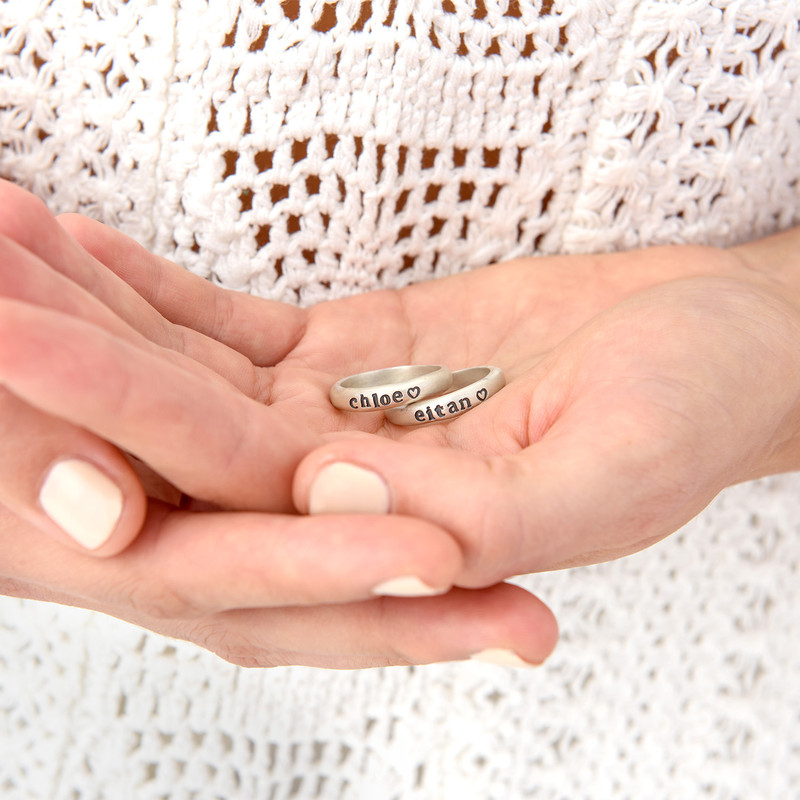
[
  {"left": 294, "top": 433, "right": 529, "bottom": 586},
  {"left": 0, "top": 231, "right": 261, "bottom": 396},
  {"left": 4, "top": 501, "right": 464, "bottom": 613},
  {"left": 186, "top": 583, "right": 559, "bottom": 669},
  {"left": 0, "top": 185, "right": 270, "bottom": 395},
  {"left": 0, "top": 182, "right": 183, "bottom": 340},
  {"left": 1, "top": 503, "right": 558, "bottom": 669},
  {"left": 57, "top": 210, "right": 306, "bottom": 366},
  {"left": 294, "top": 380, "right": 542, "bottom": 584},
  {"left": 0, "top": 389, "right": 146, "bottom": 556},
  {"left": 0, "top": 299, "right": 320, "bottom": 511},
  {"left": 120, "top": 510, "right": 464, "bottom": 613}
]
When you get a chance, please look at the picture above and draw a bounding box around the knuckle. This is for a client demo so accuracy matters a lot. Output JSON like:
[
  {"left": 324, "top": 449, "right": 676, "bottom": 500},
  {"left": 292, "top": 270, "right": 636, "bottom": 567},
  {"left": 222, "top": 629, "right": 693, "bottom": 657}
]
[
  {"left": 183, "top": 616, "right": 287, "bottom": 668},
  {"left": 373, "top": 597, "right": 417, "bottom": 667},
  {"left": 211, "top": 288, "right": 237, "bottom": 343},
  {"left": 112, "top": 573, "right": 204, "bottom": 621}
]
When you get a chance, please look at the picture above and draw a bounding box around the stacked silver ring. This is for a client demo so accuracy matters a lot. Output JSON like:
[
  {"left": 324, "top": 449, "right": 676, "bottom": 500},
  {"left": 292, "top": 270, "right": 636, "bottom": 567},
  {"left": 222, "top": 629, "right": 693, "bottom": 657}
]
[
  {"left": 330, "top": 364, "right": 505, "bottom": 425},
  {"left": 329, "top": 365, "right": 453, "bottom": 411}
]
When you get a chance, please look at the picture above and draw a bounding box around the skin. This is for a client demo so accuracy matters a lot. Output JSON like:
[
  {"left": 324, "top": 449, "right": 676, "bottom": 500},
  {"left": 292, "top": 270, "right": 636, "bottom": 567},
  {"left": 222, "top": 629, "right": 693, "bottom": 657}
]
[{"left": 1, "top": 179, "right": 799, "bottom": 668}]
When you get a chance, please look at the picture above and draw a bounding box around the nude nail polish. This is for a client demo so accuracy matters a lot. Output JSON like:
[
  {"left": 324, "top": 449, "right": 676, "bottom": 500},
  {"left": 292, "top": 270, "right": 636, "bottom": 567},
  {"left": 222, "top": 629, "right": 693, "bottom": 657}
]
[
  {"left": 371, "top": 576, "right": 446, "bottom": 597},
  {"left": 308, "top": 462, "right": 390, "bottom": 515},
  {"left": 39, "top": 460, "right": 123, "bottom": 550}
]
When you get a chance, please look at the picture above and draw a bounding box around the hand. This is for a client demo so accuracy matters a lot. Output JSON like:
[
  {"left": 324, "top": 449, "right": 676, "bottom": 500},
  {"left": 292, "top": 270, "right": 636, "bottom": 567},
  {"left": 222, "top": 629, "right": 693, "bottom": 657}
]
[
  {"left": 63, "top": 196, "right": 800, "bottom": 664},
  {"left": 288, "top": 242, "right": 800, "bottom": 583},
  {"left": 67, "top": 202, "right": 800, "bottom": 657},
  {"left": 11, "top": 177, "right": 797, "bottom": 668},
  {"left": 0, "top": 181, "right": 558, "bottom": 668},
  {"left": 0, "top": 180, "right": 320, "bottom": 551},
  {"left": 71, "top": 207, "right": 798, "bottom": 582}
]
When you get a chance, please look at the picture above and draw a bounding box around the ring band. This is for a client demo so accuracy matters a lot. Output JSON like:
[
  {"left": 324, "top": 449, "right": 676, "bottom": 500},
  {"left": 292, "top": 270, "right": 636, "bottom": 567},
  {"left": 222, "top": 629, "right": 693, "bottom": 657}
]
[
  {"left": 330, "top": 365, "right": 453, "bottom": 411},
  {"left": 385, "top": 366, "right": 505, "bottom": 426}
]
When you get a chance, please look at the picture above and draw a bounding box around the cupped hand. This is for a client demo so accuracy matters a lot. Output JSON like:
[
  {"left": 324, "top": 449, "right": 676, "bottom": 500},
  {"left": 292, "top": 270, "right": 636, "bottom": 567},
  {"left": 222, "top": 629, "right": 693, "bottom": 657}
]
[
  {"left": 81, "top": 208, "right": 792, "bottom": 586},
  {"left": 0, "top": 181, "right": 557, "bottom": 668},
  {"left": 287, "top": 242, "right": 800, "bottom": 585},
  {"left": 64, "top": 195, "right": 800, "bottom": 664},
  {"left": 8, "top": 175, "right": 798, "bottom": 668}
]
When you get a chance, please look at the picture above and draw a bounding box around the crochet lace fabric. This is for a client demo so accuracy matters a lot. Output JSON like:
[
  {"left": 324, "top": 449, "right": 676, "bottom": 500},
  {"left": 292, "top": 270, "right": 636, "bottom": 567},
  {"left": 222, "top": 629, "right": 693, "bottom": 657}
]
[
  {"left": 1, "top": 1, "right": 800, "bottom": 798},
  {"left": 4, "top": 0, "right": 800, "bottom": 302}
]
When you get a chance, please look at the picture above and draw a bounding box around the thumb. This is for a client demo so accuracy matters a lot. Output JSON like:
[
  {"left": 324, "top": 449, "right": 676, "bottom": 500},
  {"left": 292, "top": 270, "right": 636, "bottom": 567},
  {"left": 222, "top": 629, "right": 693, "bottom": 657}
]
[
  {"left": 293, "top": 436, "right": 538, "bottom": 587},
  {"left": 294, "top": 405, "right": 712, "bottom": 584}
]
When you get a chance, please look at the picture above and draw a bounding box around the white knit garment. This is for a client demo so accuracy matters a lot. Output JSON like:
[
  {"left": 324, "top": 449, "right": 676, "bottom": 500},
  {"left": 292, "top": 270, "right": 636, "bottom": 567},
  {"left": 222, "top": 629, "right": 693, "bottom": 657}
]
[{"left": 1, "top": 1, "right": 800, "bottom": 798}]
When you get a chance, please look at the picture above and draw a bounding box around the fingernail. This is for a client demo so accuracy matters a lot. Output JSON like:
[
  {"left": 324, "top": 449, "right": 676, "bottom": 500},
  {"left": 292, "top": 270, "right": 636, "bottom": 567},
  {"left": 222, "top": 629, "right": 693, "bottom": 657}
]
[
  {"left": 39, "top": 460, "right": 123, "bottom": 550},
  {"left": 308, "top": 462, "right": 389, "bottom": 515},
  {"left": 372, "top": 576, "right": 447, "bottom": 597},
  {"left": 469, "top": 648, "right": 538, "bottom": 668}
]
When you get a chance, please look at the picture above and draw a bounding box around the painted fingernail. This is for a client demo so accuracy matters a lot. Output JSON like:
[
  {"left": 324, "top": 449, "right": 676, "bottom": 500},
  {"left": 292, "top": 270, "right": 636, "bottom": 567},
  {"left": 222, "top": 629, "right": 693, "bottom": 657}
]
[
  {"left": 372, "top": 576, "right": 447, "bottom": 597},
  {"left": 308, "top": 462, "right": 389, "bottom": 515},
  {"left": 39, "top": 460, "right": 123, "bottom": 550},
  {"left": 469, "top": 648, "right": 538, "bottom": 668}
]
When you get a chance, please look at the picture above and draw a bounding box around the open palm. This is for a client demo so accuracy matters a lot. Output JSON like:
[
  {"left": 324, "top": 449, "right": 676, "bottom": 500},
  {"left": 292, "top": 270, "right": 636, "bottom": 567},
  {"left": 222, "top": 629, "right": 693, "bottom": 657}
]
[{"left": 62, "top": 207, "right": 800, "bottom": 581}]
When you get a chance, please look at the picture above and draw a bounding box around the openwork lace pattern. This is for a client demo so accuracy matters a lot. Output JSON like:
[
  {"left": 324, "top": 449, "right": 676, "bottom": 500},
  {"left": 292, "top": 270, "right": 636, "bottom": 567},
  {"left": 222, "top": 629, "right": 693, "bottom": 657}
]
[
  {"left": 1, "top": 2, "right": 800, "bottom": 798},
  {"left": 2, "top": 0, "right": 800, "bottom": 304}
]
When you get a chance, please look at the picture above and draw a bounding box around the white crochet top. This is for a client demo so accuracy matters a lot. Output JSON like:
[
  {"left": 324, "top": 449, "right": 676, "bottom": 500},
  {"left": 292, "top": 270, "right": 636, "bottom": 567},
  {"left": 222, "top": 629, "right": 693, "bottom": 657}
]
[{"left": 1, "top": 1, "right": 800, "bottom": 798}]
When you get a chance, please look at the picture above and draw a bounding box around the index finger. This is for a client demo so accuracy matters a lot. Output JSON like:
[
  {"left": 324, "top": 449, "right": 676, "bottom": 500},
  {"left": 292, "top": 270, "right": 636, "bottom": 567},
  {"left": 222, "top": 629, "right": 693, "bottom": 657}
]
[
  {"left": 0, "top": 299, "right": 319, "bottom": 512},
  {"left": 57, "top": 210, "right": 306, "bottom": 367}
]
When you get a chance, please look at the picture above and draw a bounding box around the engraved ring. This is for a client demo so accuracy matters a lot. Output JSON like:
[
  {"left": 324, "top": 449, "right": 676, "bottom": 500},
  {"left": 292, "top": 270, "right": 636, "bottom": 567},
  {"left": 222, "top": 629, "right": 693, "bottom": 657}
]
[
  {"left": 385, "top": 366, "right": 506, "bottom": 426},
  {"left": 330, "top": 365, "right": 453, "bottom": 411}
]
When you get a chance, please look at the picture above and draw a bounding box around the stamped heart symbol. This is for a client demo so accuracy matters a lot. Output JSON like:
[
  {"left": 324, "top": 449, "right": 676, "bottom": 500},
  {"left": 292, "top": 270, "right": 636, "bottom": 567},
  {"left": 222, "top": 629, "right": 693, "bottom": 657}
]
[
  {"left": 407, "top": 386, "right": 421, "bottom": 399},
  {"left": 476, "top": 388, "right": 488, "bottom": 402}
]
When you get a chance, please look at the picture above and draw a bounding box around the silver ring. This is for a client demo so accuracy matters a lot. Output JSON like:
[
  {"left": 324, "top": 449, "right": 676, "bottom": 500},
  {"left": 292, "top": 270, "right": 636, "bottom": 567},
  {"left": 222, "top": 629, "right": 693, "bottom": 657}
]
[
  {"left": 330, "top": 365, "right": 453, "bottom": 411},
  {"left": 385, "top": 366, "right": 505, "bottom": 426}
]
